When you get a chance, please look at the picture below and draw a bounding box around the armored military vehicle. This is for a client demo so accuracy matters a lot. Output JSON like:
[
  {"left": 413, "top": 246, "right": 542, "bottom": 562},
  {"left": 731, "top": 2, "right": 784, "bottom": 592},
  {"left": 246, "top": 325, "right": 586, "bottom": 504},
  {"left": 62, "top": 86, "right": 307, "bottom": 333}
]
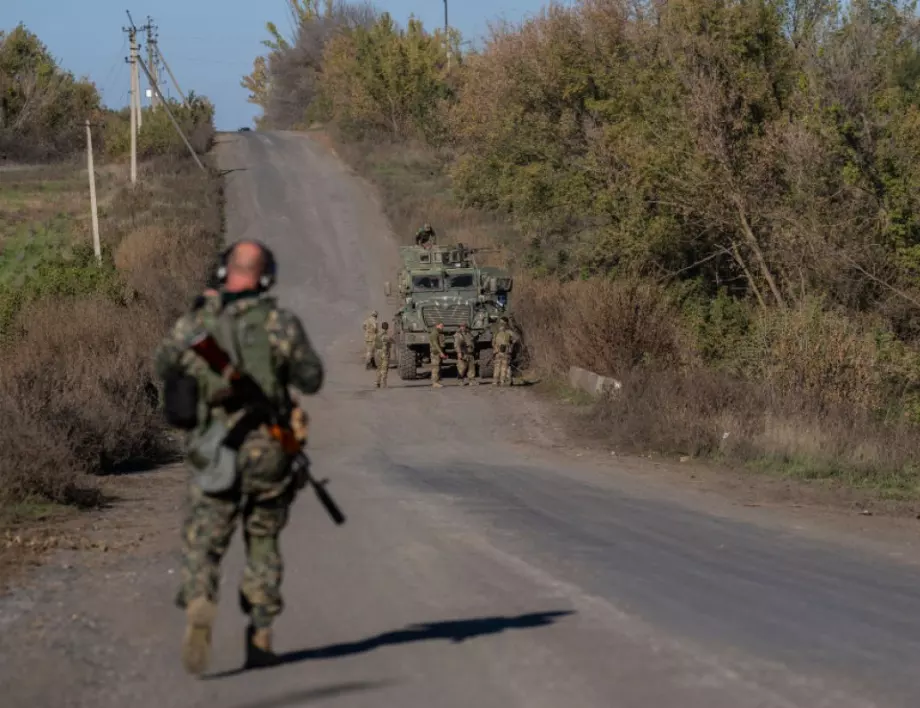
[{"left": 384, "top": 242, "right": 517, "bottom": 380}]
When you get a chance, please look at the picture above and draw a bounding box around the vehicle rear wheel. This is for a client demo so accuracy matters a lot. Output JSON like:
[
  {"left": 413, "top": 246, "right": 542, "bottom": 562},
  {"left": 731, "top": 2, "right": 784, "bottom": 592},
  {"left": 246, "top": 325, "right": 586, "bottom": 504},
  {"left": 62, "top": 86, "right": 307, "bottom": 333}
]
[
  {"left": 398, "top": 342, "right": 418, "bottom": 380},
  {"left": 478, "top": 347, "right": 494, "bottom": 380}
]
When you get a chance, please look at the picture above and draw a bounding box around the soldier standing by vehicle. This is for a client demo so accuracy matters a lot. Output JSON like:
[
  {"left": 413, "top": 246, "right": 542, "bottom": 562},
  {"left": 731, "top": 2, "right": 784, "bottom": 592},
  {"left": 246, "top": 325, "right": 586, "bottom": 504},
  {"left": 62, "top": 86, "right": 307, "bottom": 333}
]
[
  {"left": 453, "top": 322, "right": 478, "bottom": 386},
  {"left": 429, "top": 321, "right": 447, "bottom": 388},
  {"left": 153, "top": 240, "right": 324, "bottom": 676},
  {"left": 493, "top": 343, "right": 511, "bottom": 387},
  {"left": 374, "top": 321, "right": 394, "bottom": 388},
  {"left": 492, "top": 317, "right": 516, "bottom": 386},
  {"left": 362, "top": 310, "right": 378, "bottom": 369}
]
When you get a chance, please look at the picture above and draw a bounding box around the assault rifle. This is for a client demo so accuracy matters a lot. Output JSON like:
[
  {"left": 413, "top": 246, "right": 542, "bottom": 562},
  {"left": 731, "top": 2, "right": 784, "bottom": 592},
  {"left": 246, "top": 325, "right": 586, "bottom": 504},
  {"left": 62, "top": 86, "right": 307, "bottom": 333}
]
[{"left": 188, "top": 331, "right": 346, "bottom": 526}]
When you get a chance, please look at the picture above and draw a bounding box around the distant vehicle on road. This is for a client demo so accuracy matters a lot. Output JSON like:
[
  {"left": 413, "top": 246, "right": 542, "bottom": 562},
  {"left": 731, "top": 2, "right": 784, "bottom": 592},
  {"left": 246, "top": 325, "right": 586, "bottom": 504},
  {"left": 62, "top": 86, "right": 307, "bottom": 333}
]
[
  {"left": 384, "top": 241, "right": 519, "bottom": 380},
  {"left": 238, "top": 127, "right": 252, "bottom": 132}
]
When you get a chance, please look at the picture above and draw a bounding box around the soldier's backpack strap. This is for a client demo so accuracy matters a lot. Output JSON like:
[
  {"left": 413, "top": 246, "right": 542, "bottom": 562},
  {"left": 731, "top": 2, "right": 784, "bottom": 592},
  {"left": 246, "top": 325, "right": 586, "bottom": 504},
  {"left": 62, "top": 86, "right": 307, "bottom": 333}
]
[{"left": 216, "top": 309, "right": 242, "bottom": 368}]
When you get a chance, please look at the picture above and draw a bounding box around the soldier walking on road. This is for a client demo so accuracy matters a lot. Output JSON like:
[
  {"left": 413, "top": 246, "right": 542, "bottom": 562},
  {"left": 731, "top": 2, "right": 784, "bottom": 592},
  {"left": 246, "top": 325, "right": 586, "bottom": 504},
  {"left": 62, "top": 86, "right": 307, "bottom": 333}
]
[
  {"left": 429, "top": 322, "right": 447, "bottom": 388},
  {"left": 492, "top": 317, "right": 515, "bottom": 387},
  {"left": 374, "top": 321, "right": 394, "bottom": 388},
  {"left": 453, "top": 323, "right": 478, "bottom": 386},
  {"left": 153, "top": 241, "right": 324, "bottom": 676},
  {"left": 363, "top": 310, "right": 378, "bottom": 369}
]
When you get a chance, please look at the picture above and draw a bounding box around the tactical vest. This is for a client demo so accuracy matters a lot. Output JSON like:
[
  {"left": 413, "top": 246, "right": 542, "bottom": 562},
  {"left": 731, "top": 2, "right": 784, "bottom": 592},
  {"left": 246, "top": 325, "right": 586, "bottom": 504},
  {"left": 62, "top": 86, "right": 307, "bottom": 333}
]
[{"left": 194, "top": 296, "right": 288, "bottom": 431}]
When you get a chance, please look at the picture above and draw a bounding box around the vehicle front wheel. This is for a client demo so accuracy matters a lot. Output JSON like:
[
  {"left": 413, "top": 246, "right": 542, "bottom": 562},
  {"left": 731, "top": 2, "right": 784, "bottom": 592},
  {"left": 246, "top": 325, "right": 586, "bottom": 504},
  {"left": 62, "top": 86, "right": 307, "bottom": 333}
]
[{"left": 398, "top": 342, "right": 418, "bottom": 380}]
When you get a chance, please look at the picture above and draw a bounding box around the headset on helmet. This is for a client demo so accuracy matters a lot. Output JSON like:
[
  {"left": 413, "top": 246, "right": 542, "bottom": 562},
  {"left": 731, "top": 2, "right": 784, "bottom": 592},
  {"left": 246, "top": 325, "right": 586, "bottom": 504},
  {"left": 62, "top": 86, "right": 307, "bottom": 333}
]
[{"left": 215, "top": 240, "right": 277, "bottom": 291}]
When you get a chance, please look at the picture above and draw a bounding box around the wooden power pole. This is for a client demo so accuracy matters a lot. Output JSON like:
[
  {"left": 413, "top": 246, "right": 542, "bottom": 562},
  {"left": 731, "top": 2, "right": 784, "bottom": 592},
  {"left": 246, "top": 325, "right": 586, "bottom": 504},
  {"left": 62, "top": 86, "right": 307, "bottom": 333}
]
[
  {"left": 85, "top": 119, "right": 102, "bottom": 265},
  {"left": 123, "top": 23, "right": 138, "bottom": 184}
]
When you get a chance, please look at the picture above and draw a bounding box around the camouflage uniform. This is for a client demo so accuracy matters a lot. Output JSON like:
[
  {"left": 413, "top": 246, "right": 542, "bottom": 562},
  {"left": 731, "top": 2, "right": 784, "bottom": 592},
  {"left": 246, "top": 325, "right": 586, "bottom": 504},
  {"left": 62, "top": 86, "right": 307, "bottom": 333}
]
[
  {"left": 362, "top": 312, "right": 378, "bottom": 368},
  {"left": 429, "top": 325, "right": 446, "bottom": 387},
  {"left": 415, "top": 223, "right": 436, "bottom": 246},
  {"left": 153, "top": 288, "right": 323, "bottom": 671},
  {"left": 374, "top": 326, "right": 393, "bottom": 388},
  {"left": 492, "top": 322, "right": 515, "bottom": 386},
  {"left": 453, "top": 325, "right": 478, "bottom": 386}
]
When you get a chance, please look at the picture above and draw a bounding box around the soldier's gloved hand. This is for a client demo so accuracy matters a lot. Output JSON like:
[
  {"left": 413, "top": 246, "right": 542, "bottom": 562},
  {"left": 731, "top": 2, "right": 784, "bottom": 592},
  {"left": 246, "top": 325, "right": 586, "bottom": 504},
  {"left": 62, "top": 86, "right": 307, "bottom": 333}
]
[{"left": 291, "top": 406, "right": 309, "bottom": 445}]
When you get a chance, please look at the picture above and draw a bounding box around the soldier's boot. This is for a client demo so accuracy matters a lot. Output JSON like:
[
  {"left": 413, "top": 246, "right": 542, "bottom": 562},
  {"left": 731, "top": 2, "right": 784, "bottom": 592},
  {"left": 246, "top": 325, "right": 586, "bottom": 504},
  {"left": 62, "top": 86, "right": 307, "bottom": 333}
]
[
  {"left": 245, "top": 624, "right": 277, "bottom": 669},
  {"left": 181, "top": 596, "right": 216, "bottom": 676},
  {"left": 432, "top": 381, "right": 443, "bottom": 388}
]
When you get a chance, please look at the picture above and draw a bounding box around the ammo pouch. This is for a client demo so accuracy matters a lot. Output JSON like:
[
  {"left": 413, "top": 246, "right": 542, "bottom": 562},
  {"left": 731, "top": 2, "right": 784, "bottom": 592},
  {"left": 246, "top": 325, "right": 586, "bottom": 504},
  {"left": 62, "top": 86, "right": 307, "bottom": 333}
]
[
  {"left": 186, "top": 418, "right": 238, "bottom": 494},
  {"left": 163, "top": 372, "right": 199, "bottom": 430}
]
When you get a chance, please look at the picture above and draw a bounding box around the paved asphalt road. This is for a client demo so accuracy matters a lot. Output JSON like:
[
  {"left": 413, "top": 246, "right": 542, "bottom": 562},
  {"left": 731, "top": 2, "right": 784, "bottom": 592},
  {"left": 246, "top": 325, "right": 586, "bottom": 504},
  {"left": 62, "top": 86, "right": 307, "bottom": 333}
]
[{"left": 1, "top": 130, "right": 919, "bottom": 708}]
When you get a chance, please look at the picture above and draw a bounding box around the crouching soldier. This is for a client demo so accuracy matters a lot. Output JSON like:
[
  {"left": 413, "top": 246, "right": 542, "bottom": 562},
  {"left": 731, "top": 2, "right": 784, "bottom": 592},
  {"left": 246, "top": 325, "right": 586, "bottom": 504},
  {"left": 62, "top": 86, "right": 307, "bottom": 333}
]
[{"left": 453, "top": 323, "right": 478, "bottom": 386}]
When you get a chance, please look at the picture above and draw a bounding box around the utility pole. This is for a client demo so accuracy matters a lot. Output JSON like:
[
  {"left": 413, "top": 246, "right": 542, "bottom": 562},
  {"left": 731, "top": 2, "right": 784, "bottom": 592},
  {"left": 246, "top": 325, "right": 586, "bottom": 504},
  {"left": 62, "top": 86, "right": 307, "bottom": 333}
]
[
  {"left": 136, "top": 55, "right": 205, "bottom": 171},
  {"left": 85, "top": 119, "right": 102, "bottom": 265},
  {"left": 126, "top": 11, "right": 143, "bottom": 129},
  {"left": 145, "top": 17, "right": 160, "bottom": 110},
  {"left": 155, "top": 44, "right": 188, "bottom": 106},
  {"left": 443, "top": 0, "right": 451, "bottom": 72},
  {"left": 123, "top": 21, "right": 138, "bottom": 184}
]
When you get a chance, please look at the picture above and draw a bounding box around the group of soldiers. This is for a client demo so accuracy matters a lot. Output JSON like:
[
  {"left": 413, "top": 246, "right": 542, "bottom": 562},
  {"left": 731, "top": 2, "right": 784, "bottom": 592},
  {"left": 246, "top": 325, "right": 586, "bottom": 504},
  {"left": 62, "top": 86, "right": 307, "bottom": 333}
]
[{"left": 362, "top": 310, "right": 516, "bottom": 388}]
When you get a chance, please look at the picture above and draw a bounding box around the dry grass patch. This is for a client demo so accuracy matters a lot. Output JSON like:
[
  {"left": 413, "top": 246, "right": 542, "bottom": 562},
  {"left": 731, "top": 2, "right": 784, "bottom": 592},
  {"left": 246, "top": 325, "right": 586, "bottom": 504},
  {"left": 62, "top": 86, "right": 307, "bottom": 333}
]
[{"left": 0, "top": 157, "right": 222, "bottom": 509}]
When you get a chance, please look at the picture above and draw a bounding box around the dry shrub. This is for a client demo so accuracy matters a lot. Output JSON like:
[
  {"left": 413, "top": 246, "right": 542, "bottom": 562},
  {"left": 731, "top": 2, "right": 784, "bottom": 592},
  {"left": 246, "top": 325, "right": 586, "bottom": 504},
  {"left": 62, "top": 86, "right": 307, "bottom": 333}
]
[
  {"left": 590, "top": 368, "right": 764, "bottom": 457},
  {"left": 0, "top": 297, "right": 165, "bottom": 481},
  {"left": 0, "top": 159, "right": 221, "bottom": 507},
  {"left": 515, "top": 275, "right": 688, "bottom": 377},
  {"left": 747, "top": 302, "right": 886, "bottom": 412},
  {"left": 589, "top": 367, "right": 920, "bottom": 490}
]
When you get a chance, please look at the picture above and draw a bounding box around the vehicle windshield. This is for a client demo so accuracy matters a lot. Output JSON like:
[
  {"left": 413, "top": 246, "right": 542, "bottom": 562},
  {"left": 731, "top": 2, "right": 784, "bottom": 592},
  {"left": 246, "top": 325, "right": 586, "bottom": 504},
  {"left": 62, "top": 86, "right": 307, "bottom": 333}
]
[
  {"left": 447, "top": 272, "right": 475, "bottom": 289},
  {"left": 411, "top": 274, "right": 443, "bottom": 291}
]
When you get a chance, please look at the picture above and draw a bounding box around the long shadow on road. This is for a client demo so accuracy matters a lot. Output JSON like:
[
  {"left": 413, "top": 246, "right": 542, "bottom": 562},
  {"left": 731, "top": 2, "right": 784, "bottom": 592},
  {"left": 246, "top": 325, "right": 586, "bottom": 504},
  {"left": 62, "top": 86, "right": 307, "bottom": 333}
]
[{"left": 207, "top": 609, "right": 575, "bottom": 680}]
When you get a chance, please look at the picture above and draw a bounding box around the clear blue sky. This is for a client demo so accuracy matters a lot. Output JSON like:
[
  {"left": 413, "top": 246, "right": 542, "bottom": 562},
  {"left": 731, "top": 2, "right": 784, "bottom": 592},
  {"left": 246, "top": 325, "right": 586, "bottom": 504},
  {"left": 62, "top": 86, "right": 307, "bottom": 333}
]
[{"left": 1, "top": 0, "right": 550, "bottom": 130}]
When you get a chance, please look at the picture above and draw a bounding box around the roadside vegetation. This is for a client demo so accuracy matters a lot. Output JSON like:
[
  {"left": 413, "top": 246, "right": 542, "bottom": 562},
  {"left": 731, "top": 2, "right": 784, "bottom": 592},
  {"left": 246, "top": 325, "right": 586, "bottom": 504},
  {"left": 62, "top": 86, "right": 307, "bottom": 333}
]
[
  {"left": 0, "top": 24, "right": 221, "bottom": 513},
  {"left": 245, "top": 0, "right": 920, "bottom": 498}
]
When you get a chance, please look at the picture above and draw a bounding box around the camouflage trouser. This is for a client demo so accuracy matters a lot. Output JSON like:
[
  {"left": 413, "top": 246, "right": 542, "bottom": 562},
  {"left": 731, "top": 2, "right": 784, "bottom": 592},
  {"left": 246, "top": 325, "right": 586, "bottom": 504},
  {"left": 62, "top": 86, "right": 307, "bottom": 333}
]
[
  {"left": 456, "top": 354, "right": 477, "bottom": 384},
  {"left": 364, "top": 339, "right": 375, "bottom": 365},
  {"left": 176, "top": 431, "right": 293, "bottom": 629},
  {"left": 431, "top": 356, "right": 443, "bottom": 384},
  {"left": 375, "top": 350, "right": 390, "bottom": 387},
  {"left": 493, "top": 352, "right": 511, "bottom": 386}
]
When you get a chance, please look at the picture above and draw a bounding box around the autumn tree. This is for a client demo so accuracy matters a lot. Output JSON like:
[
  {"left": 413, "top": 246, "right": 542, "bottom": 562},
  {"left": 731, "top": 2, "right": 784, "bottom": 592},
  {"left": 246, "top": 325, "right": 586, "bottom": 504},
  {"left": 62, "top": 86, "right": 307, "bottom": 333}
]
[{"left": 0, "top": 24, "right": 100, "bottom": 160}]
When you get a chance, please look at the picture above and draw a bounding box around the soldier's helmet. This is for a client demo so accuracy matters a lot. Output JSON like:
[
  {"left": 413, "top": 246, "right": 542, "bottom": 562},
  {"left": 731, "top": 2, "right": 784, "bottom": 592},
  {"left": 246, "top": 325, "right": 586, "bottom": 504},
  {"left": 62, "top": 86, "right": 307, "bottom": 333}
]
[{"left": 371, "top": 310, "right": 378, "bottom": 317}]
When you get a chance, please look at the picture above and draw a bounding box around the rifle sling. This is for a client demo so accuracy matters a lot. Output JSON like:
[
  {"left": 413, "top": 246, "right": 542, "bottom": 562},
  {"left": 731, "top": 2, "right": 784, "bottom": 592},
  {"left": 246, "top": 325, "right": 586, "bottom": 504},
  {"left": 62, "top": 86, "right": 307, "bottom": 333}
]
[{"left": 217, "top": 309, "right": 243, "bottom": 369}]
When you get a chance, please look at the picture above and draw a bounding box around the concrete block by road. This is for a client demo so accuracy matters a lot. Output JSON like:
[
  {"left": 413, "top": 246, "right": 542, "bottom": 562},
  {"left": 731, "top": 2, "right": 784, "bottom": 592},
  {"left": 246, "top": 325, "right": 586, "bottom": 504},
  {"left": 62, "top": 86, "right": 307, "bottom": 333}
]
[{"left": 568, "top": 365, "right": 622, "bottom": 397}]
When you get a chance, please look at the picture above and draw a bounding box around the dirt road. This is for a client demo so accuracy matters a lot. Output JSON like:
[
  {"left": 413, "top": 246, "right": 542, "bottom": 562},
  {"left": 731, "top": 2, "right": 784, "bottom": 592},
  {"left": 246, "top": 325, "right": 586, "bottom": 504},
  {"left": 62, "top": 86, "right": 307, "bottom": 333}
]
[{"left": 2, "top": 130, "right": 920, "bottom": 707}]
